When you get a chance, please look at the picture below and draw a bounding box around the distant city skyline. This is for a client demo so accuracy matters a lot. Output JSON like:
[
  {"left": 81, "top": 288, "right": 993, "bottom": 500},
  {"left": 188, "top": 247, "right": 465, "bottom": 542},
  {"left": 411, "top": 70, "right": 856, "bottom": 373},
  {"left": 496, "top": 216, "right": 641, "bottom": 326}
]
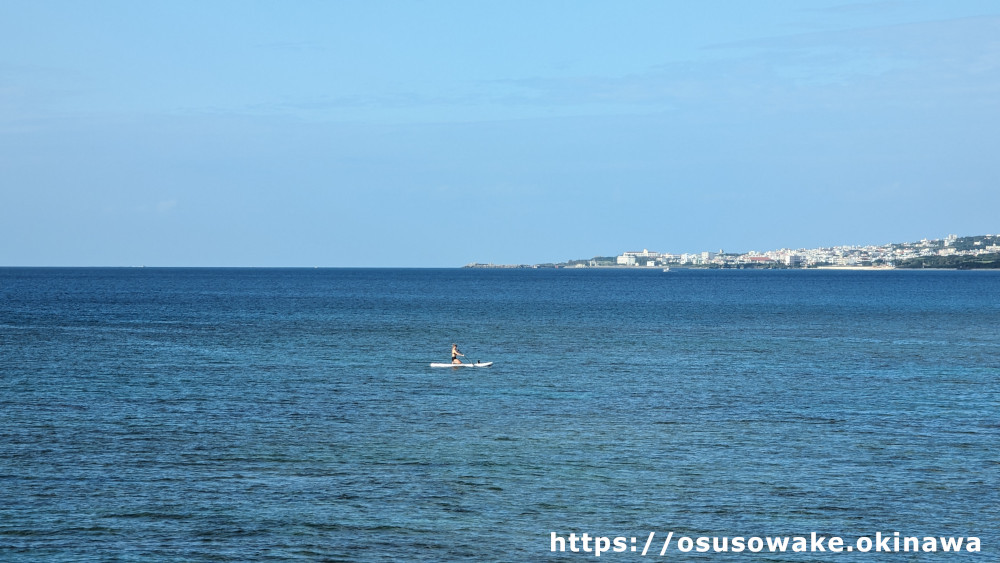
[
  {"left": 2, "top": 2, "right": 999, "bottom": 266},
  {"left": 471, "top": 232, "right": 1000, "bottom": 268},
  {"left": 612, "top": 232, "right": 996, "bottom": 257},
  {"left": 603, "top": 233, "right": 1000, "bottom": 268}
]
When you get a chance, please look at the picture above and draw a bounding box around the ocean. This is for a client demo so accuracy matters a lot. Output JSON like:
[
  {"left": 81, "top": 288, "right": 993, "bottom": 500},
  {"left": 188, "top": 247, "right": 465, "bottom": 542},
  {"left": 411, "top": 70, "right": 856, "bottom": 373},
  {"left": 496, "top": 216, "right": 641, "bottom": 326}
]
[{"left": 1, "top": 268, "right": 998, "bottom": 561}]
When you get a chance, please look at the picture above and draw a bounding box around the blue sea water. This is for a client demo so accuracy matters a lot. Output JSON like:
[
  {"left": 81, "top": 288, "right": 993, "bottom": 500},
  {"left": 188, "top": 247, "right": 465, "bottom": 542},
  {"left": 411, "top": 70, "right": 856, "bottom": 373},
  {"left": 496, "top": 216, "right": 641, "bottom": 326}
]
[{"left": 1, "top": 267, "right": 998, "bottom": 561}]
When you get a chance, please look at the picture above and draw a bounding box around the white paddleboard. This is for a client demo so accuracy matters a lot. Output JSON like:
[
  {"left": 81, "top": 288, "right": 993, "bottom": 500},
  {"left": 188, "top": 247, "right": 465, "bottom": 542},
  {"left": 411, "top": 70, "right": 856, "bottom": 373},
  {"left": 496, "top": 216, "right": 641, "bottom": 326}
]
[{"left": 430, "top": 362, "right": 493, "bottom": 368}]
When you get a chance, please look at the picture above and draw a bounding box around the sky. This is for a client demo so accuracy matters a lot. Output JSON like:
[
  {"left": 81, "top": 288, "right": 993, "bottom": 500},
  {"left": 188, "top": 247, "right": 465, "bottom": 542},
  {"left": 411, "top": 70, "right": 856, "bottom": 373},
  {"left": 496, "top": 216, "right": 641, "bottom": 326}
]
[{"left": 2, "top": 1, "right": 999, "bottom": 267}]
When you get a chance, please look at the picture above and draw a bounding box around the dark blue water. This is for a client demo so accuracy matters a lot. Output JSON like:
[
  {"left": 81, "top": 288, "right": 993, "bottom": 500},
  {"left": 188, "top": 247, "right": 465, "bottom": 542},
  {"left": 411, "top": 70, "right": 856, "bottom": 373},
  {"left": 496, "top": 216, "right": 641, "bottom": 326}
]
[{"left": 1, "top": 268, "right": 998, "bottom": 561}]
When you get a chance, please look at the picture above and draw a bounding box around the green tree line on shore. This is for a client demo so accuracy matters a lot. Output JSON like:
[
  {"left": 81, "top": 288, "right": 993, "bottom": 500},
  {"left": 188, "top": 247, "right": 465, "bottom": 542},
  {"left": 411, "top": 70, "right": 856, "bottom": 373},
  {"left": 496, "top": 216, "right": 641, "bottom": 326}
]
[{"left": 895, "top": 253, "right": 1000, "bottom": 269}]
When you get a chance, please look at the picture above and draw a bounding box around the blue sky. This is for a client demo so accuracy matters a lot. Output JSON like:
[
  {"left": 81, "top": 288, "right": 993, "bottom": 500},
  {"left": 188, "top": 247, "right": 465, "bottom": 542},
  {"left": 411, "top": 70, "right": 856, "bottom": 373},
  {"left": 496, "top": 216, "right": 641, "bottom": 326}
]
[{"left": 2, "top": 1, "right": 998, "bottom": 266}]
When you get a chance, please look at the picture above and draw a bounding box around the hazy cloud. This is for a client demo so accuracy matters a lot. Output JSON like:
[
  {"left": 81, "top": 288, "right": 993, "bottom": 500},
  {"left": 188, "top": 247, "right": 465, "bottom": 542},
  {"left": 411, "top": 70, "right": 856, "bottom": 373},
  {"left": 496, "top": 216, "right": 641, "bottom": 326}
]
[
  {"left": 810, "top": 1, "right": 913, "bottom": 16},
  {"left": 487, "top": 16, "right": 1000, "bottom": 114},
  {"left": 253, "top": 40, "right": 326, "bottom": 52},
  {"left": 232, "top": 16, "right": 1000, "bottom": 122},
  {"left": 156, "top": 199, "right": 178, "bottom": 213}
]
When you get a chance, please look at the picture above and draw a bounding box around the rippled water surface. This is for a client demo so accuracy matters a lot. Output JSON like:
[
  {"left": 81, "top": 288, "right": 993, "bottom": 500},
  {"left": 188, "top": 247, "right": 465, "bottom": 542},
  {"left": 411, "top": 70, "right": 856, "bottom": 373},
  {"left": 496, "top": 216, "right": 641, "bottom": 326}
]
[{"left": 2, "top": 268, "right": 998, "bottom": 560}]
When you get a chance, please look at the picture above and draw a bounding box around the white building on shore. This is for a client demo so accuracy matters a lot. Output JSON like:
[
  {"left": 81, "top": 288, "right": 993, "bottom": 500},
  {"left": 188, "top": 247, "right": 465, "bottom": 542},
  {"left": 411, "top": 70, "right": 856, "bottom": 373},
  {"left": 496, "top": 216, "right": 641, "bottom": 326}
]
[{"left": 617, "top": 249, "right": 661, "bottom": 266}]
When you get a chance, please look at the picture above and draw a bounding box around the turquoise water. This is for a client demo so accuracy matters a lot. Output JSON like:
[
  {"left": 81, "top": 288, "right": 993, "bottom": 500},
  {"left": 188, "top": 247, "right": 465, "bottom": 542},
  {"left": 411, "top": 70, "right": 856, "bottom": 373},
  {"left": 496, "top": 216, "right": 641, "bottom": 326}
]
[{"left": 1, "top": 268, "right": 998, "bottom": 560}]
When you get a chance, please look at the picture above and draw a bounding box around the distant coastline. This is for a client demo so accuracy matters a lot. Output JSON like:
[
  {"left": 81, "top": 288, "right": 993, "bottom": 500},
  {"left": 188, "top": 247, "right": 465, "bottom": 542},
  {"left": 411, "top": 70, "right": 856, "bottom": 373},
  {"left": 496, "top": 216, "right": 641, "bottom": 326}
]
[{"left": 467, "top": 233, "right": 1000, "bottom": 270}]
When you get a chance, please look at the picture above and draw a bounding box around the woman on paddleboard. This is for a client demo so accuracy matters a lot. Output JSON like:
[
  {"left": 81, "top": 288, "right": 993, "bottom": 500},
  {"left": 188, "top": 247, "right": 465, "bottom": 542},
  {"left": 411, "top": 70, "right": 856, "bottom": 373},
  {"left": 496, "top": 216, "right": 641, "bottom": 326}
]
[{"left": 451, "top": 343, "right": 465, "bottom": 364}]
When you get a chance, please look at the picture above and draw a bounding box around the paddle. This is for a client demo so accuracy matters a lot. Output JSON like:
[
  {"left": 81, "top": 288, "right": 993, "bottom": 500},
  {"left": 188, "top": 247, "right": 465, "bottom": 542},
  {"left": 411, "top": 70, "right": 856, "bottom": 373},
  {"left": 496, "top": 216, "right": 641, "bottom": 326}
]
[
  {"left": 456, "top": 347, "right": 477, "bottom": 366},
  {"left": 463, "top": 348, "right": 480, "bottom": 365}
]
